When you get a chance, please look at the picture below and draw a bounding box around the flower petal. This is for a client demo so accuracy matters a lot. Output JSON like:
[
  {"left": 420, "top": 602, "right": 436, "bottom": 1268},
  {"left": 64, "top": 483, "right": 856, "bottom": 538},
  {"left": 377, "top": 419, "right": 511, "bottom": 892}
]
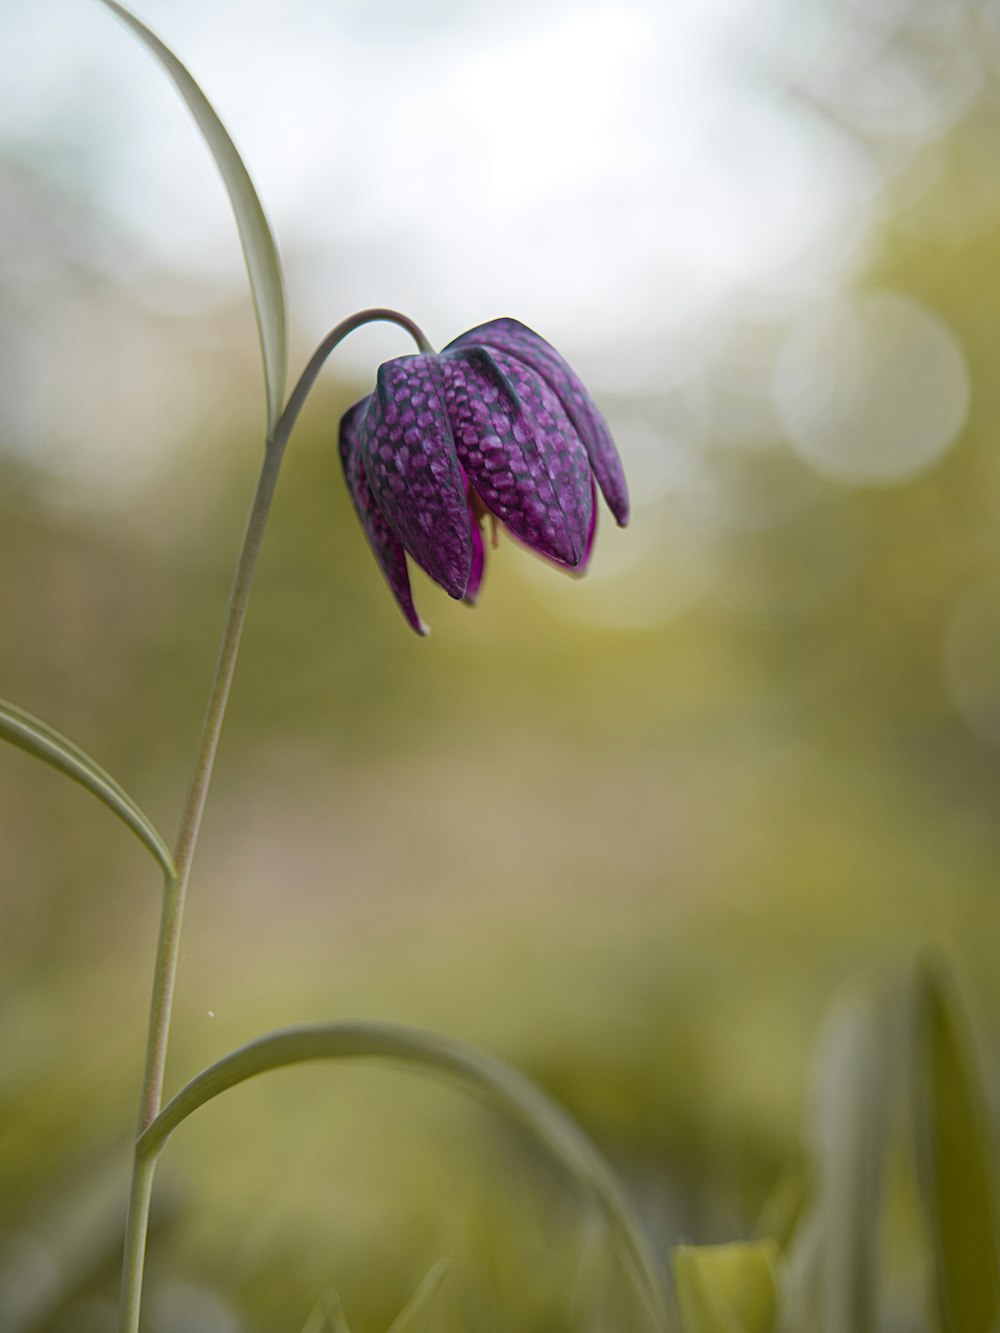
[
  {"left": 339, "top": 399, "right": 427, "bottom": 635},
  {"left": 362, "top": 355, "right": 475, "bottom": 600},
  {"left": 447, "top": 318, "right": 629, "bottom": 526},
  {"left": 488, "top": 347, "right": 596, "bottom": 563},
  {"left": 439, "top": 346, "right": 593, "bottom": 567}
]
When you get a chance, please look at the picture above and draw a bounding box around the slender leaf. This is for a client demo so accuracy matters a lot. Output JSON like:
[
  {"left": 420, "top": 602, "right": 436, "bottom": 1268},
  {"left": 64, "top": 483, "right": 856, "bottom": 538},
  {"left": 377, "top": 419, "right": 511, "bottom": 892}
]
[
  {"left": 789, "top": 991, "right": 893, "bottom": 1333},
  {"left": 326, "top": 1294, "right": 353, "bottom": 1333},
  {"left": 138, "top": 1021, "right": 668, "bottom": 1332},
  {"left": 94, "top": 0, "right": 288, "bottom": 438},
  {"left": 673, "top": 1241, "right": 780, "bottom": 1333},
  {"left": 385, "top": 1259, "right": 451, "bottom": 1333},
  {"left": 0, "top": 698, "right": 174, "bottom": 878},
  {"left": 298, "top": 1291, "right": 348, "bottom": 1333},
  {"left": 912, "top": 960, "right": 1000, "bottom": 1333}
]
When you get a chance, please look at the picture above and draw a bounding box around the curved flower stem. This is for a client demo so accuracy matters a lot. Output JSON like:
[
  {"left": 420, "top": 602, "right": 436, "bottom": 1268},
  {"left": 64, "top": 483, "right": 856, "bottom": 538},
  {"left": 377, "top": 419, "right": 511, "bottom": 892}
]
[
  {"left": 277, "top": 308, "right": 436, "bottom": 440},
  {"left": 119, "top": 307, "right": 430, "bottom": 1333}
]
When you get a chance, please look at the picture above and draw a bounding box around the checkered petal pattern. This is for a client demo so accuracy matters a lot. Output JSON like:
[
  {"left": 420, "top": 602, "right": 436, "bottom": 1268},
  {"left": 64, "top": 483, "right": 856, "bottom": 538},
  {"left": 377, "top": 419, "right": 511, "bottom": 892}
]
[
  {"left": 446, "top": 317, "right": 629, "bottom": 526},
  {"left": 339, "top": 401, "right": 427, "bottom": 636},
  {"left": 439, "top": 346, "right": 592, "bottom": 568},
  {"left": 338, "top": 317, "right": 627, "bottom": 632},
  {"left": 362, "top": 356, "right": 474, "bottom": 600}
]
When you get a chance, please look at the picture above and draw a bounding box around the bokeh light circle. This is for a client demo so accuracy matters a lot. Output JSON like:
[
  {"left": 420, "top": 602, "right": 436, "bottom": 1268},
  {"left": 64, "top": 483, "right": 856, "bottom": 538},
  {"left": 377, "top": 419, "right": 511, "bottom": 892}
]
[{"left": 774, "top": 290, "right": 970, "bottom": 487}]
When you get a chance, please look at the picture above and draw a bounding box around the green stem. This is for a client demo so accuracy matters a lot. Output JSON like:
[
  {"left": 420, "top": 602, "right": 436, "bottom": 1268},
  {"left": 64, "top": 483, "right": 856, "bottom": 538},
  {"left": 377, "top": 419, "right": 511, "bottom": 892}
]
[
  {"left": 135, "top": 431, "right": 284, "bottom": 1136},
  {"left": 119, "top": 307, "right": 430, "bottom": 1333},
  {"left": 119, "top": 1143, "right": 158, "bottom": 1333}
]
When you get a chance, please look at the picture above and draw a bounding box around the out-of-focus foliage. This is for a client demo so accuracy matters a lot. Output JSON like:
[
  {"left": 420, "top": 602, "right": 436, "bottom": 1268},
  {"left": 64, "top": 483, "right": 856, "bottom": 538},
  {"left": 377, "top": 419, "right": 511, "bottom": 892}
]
[
  {"left": 673, "top": 1240, "right": 780, "bottom": 1333},
  {"left": 671, "top": 966, "right": 999, "bottom": 1333},
  {"left": 1, "top": 0, "right": 999, "bottom": 1329},
  {"left": 912, "top": 961, "right": 1000, "bottom": 1333}
]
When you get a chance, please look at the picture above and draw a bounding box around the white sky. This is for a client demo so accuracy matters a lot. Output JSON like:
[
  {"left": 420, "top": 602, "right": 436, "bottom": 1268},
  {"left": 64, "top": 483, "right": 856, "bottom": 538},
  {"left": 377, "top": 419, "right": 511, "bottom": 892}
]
[{"left": 0, "top": 0, "right": 882, "bottom": 378}]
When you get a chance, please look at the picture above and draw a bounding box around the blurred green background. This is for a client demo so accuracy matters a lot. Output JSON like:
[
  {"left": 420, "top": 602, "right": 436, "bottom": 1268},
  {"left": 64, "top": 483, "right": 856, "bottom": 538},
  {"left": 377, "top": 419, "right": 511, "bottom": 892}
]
[{"left": 1, "top": 0, "right": 998, "bottom": 1329}]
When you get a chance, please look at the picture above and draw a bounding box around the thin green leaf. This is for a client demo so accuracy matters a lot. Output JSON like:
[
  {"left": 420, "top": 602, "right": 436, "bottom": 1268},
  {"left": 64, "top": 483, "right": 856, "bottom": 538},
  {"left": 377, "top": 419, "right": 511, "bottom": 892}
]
[
  {"left": 138, "top": 1021, "right": 668, "bottom": 1332},
  {"left": 789, "top": 991, "right": 892, "bottom": 1333},
  {"left": 326, "top": 1294, "right": 352, "bottom": 1333},
  {"left": 0, "top": 698, "right": 174, "bottom": 878},
  {"left": 385, "top": 1259, "right": 451, "bottom": 1333},
  {"left": 94, "top": 0, "right": 288, "bottom": 438},
  {"left": 673, "top": 1241, "right": 780, "bottom": 1333},
  {"left": 298, "top": 1293, "right": 330, "bottom": 1333},
  {"left": 298, "top": 1291, "right": 351, "bottom": 1333},
  {"left": 912, "top": 959, "right": 1000, "bottom": 1333}
]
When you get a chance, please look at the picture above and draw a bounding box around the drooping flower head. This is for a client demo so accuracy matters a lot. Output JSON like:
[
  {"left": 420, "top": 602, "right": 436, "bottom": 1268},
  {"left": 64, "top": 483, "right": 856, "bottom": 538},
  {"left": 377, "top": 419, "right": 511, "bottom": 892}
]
[{"left": 339, "top": 317, "right": 629, "bottom": 633}]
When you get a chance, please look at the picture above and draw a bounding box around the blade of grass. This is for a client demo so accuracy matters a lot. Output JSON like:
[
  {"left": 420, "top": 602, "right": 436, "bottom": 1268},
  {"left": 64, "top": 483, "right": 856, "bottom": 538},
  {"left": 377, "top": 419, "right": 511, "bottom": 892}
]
[
  {"left": 138, "top": 1021, "right": 668, "bottom": 1332},
  {"left": 385, "top": 1259, "right": 451, "bottom": 1333},
  {"left": 789, "top": 989, "right": 892, "bottom": 1333},
  {"left": 297, "top": 1291, "right": 352, "bottom": 1333},
  {"left": 912, "top": 959, "right": 1000, "bottom": 1333},
  {"left": 94, "top": 0, "right": 288, "bottom": 438},
  {"left": 0, "top": 698, "right": 174, "bottom": 878},
  {"left": 673, "top": 1241, "right": 780, "bottom": 1333}
]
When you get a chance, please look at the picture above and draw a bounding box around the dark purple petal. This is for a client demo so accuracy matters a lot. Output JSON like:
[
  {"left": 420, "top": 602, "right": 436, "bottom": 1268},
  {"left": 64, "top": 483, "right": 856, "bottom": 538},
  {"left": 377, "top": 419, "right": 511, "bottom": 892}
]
[
  {"left": 439, "top": 346, "right": 593, "bottom": 567},
  {"left": 361, "top": 355, "right": 475, "bottom": 600},
  {"left": 447, "top": 317, "right": 629, "bottom": 526},
  {"left": 339, "top": 399, "right": 427, "bottom": 635},
  {"left": 488, "top": 347, "right": 595, "bottom": 562}
]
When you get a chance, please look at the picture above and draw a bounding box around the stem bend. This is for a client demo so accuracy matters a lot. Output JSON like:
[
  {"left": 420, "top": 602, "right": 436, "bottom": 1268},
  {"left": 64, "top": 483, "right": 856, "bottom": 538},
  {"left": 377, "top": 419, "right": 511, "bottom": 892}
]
[
  {"left": 138, "top": 1020, "right": 668, "bottom": 1333},
  {"left": 122, "top": 308, "right": 434, "bottom": 1333}
]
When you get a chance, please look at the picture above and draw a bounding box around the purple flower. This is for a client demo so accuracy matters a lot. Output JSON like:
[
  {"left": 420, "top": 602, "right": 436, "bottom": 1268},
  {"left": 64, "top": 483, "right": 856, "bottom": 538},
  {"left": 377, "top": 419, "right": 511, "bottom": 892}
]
[{"left": 339, "top": 317, "right": 629, "bottom": 634}]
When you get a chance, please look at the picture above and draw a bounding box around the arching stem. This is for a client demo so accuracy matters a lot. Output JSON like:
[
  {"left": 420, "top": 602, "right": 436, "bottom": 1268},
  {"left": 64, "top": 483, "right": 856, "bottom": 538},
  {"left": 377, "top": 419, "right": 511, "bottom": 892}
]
[{"left": 120, "top": 307, "right": 431, "bottom": 1333}]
